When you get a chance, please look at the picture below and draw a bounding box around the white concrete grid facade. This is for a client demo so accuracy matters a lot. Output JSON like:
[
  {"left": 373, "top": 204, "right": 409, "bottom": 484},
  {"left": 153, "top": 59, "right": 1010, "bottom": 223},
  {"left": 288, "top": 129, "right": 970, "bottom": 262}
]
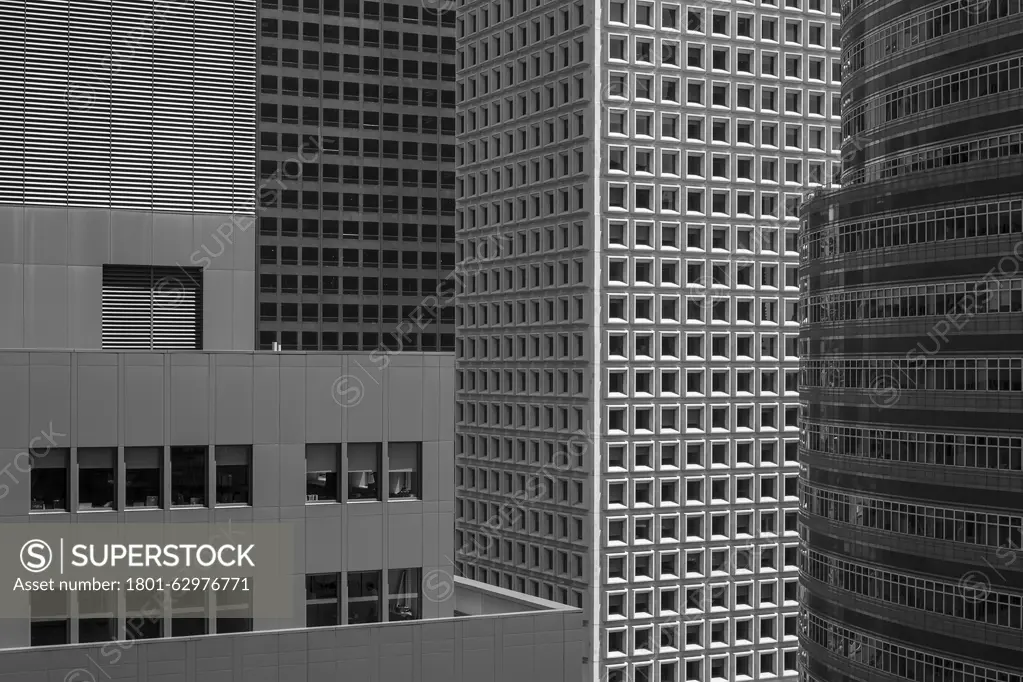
[{"left": 454, "top": 0, "right": 841, "bottom": 680}]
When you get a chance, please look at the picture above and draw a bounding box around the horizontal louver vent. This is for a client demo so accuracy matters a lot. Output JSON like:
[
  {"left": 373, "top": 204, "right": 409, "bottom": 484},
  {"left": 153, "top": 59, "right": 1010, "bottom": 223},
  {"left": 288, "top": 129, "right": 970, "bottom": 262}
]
[
  {"left": 0, "top": 0, "right": 255, "bottom": 214},
  {"left": 102, "top": 266, "right": 202, "bottom": 350}
]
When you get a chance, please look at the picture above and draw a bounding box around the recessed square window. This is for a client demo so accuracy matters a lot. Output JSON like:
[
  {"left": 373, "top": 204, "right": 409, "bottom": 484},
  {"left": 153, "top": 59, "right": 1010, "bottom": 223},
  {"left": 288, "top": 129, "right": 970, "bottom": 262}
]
[
  {"left": 663, "top": 5, "right": 679, "bottom": 29},
  {"left": 609, "top": 36, "right": 627, "bottom": 60},
  {"left": 635, "top": 150, "right": 652, "bottom": 173},
  {"left": 686, "top": 225, "right": 704, "bottom": 248},
  {"left": 687, "top": 116, "right": 704, "bottom": 141},
  {"left": 609, "top": 1, "right": 626, "bottom": 23},
  {"left": 688, "top": 8, "right": 704, "bottom": 32},
  {"left": 636, "top": 113, "right": 652, "bottom": 136},
  {"left": 609, "top": 222, "right": 627, "bottom": 245},
  {"left": 609, "top": 147, "right": 627, "bottom": 171},
  {"left": 712, "top": 48, "right": 728, "bottom": 70},
  {"left": 662, "top": 150, "right": 679, "bottom": 175},
  {"left": 636, "top": 3, "right": 653, "bottom": 26},
  {"left": 737, "top": 50, "right": 752, "bottom": 72},
  {"left": 686, "top": 190, "right": 703, "bottom": 213},
  {"left": 636, "top": 187, "right": 653, "bottom": 210},
  {"left": 687, "top": 45, "right": 703, "bottom": 67},
  {"left": 711, "top": 12, "right": 727, "bottom": 35},
  {"left": 712, "top": 84, "right": 728, "bottom": 106},
  {"left": 663, "top": 42, "right": 679, "bottom": 66},
  {"left": 609, "top": 111, "right": 627, "bottom": 134},
  {"left": 687, "top": 82, "right": 703, "bottom": 104},
  {"left": 711, "top": 120, "right": 728, "bottom": 142},
  {"left": 636, "top": 39, "right": 653, "bottom": 62},
  {"left": 636, "top": 223, "right": 653, "bottom": 245},
  {"left": 711, "top": 192, "right": 729, "bottom": 214},
  {"left": 609, "top": 185, "right": 626, "bottom": 208}
]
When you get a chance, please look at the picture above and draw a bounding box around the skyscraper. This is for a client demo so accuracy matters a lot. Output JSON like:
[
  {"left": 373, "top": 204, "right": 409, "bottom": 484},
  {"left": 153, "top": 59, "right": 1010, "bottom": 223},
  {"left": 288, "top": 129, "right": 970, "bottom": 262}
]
[
  {"left": 798, "top": 0, "right": 1023, "bottom": 680},
  {"left": 254, "top": 0, "right": 459, "bottom": 353},
  {"left": 0, "top": 3, "right": 584, "bottom": 679},
  {"left": 454, "top": 1, "right": 842, "bottom": 680}
]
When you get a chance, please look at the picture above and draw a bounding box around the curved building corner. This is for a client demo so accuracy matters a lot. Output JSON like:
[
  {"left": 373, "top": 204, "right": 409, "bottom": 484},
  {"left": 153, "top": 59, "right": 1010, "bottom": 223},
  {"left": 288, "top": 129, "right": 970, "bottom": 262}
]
[{"left": 798, "top": 0, "right": 1023, "bottom": 680}]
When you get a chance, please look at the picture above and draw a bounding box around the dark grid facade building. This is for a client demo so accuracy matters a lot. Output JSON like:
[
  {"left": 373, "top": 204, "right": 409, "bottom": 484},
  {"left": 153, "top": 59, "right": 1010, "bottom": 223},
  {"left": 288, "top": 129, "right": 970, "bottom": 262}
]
[
  {"left": 798, "top": 1, "right": 1023, "bottom": 680},
  {"left": 256, "top": 0, "right": 459, "bottom": 352}
]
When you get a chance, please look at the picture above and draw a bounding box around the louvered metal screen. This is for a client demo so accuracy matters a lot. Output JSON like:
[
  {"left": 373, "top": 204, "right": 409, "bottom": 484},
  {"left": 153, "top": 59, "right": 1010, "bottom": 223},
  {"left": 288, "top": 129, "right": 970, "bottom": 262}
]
[
  {"left": 0, "top": 1, "right": 255, "bottom": 213},
  {"left": 102, "top": 266, "right": 203, "bottom": 350}
]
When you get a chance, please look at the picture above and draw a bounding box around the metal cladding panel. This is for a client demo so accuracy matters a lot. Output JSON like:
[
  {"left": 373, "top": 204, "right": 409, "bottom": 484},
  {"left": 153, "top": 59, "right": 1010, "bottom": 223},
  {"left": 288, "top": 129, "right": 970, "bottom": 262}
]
[
  {"left": 0, "top": 0, "right": 256, "bottom": 214},
  {"left": 0, "top": 2, "right": 25, "bottom": 205}
]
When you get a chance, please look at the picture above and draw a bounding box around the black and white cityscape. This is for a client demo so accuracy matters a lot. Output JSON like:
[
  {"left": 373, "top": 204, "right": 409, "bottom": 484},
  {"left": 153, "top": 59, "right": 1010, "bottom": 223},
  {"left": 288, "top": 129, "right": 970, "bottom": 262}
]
[{"left": 0, "top": 1, "right": 1019, "bottom": 681}]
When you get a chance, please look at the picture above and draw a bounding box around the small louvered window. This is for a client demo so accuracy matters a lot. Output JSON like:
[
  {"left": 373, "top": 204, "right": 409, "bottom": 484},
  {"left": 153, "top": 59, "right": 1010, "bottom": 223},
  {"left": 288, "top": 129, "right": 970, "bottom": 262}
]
[{"left": 102, "top": 266, "right": 202, "bottom": 350}]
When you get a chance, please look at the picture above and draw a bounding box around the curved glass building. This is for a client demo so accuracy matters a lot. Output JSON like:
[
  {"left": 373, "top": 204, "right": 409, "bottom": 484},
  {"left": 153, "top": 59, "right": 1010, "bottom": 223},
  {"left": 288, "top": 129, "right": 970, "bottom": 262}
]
[{"left": 797, "top": 1, "right": 1023, "bottom": 681}]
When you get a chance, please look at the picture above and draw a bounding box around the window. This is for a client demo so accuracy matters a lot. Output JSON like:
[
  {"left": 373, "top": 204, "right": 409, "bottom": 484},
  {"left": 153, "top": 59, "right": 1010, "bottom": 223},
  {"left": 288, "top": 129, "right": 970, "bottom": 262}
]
[
  {"left": 216, "top": 586, "right": 252, "bottom": 633},
  {"left": 126, "top": 585, "right": 162, "bottom": 639},
  {"left": 101, "top": 265, "right": 202, "bottom": 350},
  {"left": 78, "top": 590, "right": 117, "bottom": 643},
  {"left": 77, "top": 448, "right": 116, "bottom": 510},
  {"left": 609, "top": 1, "right": 626, "bottom": 22},
  {"left": 171, "top": 589, "right": 208, "bottom": 636},
  {"left": 307, "top": 444, "right": 340, "bottom": 502},
  {"left": 663, "top": 5, "right": 678, "bottom": 29},
  {"left": 30, "top": 590, "right": 69, "bottom": 646},
  {"left": 171, "top": 446, "right": 206, "bottom": 507},
  {"left": 347, "top": 570, "right": 382, "bottom": 623},
  {"left": 306, "top": 573, "right": 340, "bottom": 626},
  {"left": 348, "top": 443, "right": 381, "bottom": 500},
  {"left": 30, "top": 448, "right": 68, "bottom": 511},
  {"left": 125, "top": 447, "right": 161, "bottom": 508},
  {"left": 688, "top": 46, "right": 702, "bottom": 67},
  {"left": 215, "top": 446, "right": 251, "bottom": 505},
  {"left": 389, "top": 567, "right": 422, "bottom": 620},
  {"left": 389, "top": 442, "right": 422, "bottom": 499}
]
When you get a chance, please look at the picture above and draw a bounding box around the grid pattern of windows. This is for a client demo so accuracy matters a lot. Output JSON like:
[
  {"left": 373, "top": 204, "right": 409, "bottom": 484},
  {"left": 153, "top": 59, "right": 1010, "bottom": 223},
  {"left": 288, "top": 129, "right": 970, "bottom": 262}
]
[
  {"left": 456, "top": 1, "right": 839, "bottom": 680},
  {"left": 599, "top": 0, "right": 839, "bottom": 679},
  {"left": 29, "top": 584, "right": 256, "bottom": 645},
  {"left": 256, "top": 0, "right": 458, "bottom": 351},
  {"left": 25, "top": 439, "right": 422, "bottom": 646}
]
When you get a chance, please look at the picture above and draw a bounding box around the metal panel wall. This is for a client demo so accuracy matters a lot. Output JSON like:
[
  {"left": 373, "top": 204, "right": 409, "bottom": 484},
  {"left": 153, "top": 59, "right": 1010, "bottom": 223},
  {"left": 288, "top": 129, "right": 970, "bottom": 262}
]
[{"left": 0, "top": 0, "right": 256, "bottom": 214}]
